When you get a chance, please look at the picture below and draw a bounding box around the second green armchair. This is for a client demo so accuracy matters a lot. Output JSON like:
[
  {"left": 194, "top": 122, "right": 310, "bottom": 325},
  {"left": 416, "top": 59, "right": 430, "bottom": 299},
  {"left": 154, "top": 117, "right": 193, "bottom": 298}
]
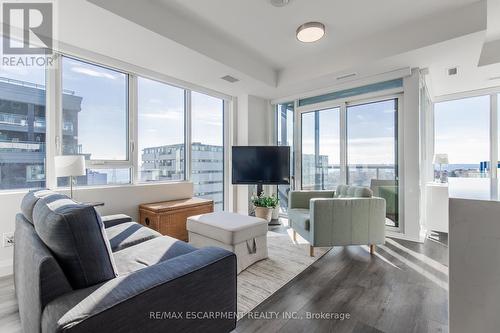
[{"left": 288, "top": 185, "right": 386, "bottom": 256}]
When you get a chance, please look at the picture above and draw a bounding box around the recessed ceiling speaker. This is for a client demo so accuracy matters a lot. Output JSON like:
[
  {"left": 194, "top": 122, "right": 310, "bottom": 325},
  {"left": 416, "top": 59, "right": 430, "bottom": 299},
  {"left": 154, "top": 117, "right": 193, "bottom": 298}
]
[
  {"left": 270, "top": 0, "right": 290, "bottom": 7},
  {"left": 447, "top": 67, "right": 458, "bottom": 76},
  {"left": 221, "top": 75, "right": 239, "bottom": 83}
]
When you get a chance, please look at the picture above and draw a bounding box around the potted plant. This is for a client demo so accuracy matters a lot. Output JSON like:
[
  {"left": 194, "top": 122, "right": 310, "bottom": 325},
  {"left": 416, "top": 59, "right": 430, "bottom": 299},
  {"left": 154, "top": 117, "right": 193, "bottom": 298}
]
[{"left": 251, "top": 193, "right": 279, "bottom": 222}]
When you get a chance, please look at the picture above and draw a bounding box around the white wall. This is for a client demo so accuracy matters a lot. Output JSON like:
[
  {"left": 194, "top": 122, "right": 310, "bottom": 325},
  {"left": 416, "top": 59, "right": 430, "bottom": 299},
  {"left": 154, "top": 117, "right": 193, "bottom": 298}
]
[
  {"left": 233, "top": 94, "right": 273, "bottom": 214},
  {"left": 0, "top": 182, "right": 193, "bottom": 277},
  {"left": 248, "top": 95, "right": 274, "bottom": 145},
  {"left": 390, "top": 68, "right": 423, "bottom": 242}
]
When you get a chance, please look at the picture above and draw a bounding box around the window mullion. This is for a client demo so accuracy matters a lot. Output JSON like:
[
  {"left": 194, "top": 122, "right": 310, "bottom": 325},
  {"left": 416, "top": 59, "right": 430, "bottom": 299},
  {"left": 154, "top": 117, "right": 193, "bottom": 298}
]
[
  {"left": 46, "top": 54, "right": 62, "bottom": 189},
  {"left": 340, "top": 102, "right": 347, "bottom": 185},
  {"left": 491, "top": 93, "right": 498, "bottom": 179},
  {"left": 129, "top": 75, "right": 138, "bottom": 184},
  {"left": 185, "top": 90, "right": 192, "bottom": 181}
]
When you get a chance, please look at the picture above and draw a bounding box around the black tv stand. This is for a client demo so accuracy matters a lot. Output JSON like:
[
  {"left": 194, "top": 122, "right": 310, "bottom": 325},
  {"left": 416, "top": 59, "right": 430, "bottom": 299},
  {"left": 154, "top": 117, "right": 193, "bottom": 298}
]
[{"left": 256, "top": 183, "right": 264, "bottom": 197}]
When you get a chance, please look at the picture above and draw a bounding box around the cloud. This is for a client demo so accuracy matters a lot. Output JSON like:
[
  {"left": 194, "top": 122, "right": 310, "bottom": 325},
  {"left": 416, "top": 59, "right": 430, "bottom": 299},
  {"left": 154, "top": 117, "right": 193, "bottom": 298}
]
[{"left": 70, "top": 66, "right": 117, "bottom": 80}]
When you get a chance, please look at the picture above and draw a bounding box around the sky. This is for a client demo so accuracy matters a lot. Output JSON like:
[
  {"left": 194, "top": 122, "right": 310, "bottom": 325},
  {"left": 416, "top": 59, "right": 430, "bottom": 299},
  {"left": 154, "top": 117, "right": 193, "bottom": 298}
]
[
  {"left": 434, "top": 95, "right": 490, "bottom": 165},
  {"left": 300, "top": 99, "right": 397, "bottom": 166}
]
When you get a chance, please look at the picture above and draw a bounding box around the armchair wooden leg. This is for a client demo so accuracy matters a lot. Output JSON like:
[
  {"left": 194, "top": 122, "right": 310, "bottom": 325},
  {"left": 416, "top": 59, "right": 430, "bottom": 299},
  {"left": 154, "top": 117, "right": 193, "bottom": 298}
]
[
  {"left": 293, "top": 229, "right": 297, "bottom": 242},
  {"left": 309, "top": 245, "right": 315, "bottom": 257},
  {"left": 370, "top": 244, "right": 375, "bottom": 255}
]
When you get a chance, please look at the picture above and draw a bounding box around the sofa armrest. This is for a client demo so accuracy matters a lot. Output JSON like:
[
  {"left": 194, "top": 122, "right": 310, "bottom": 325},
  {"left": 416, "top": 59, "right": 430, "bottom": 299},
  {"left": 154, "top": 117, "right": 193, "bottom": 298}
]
[
  {"left": 289, "top": 190, "right": 335, "bottom": 209},
  {"left": 42, "top": 247, "right": 237, "bottom": 333},
  {"left": 309, "top": 197, "right": 386, "bottom": 246},
  {"left": 101, "top": 214, "right": 133, "bottom": 228}
]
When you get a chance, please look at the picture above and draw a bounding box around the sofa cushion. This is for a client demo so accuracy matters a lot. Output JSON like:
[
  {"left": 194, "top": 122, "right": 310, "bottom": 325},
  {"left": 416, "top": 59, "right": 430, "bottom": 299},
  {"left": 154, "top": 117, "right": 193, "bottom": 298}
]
[
  {"left": 21, "top": 189, "right": 56, "bottom": 224},
  {"left": 352, "top": 186, "right": 373, "bottom": 198},
  {"left": 186, "top": 212, "right": 268, "bottom": 245},
  {"left": 335, "top": 184, "right": 349, "bottom": 198},
  {"left": 335, "top": 185, "right": 372, "bottom": 198},
  {"left": 106, "top": 222, "right": 161, "bottom": 252},
  {"left": 113, "top": 236, "right": 197, "bottom": 275},
  {"left": 288, "top": 208, "right": 311, "bottom": 231},
  {"left": 101, "top": 214, "right": 133, "bottom": 228},
  {"left": 33, "top": 193, "right": 117, "bottom": 289}
]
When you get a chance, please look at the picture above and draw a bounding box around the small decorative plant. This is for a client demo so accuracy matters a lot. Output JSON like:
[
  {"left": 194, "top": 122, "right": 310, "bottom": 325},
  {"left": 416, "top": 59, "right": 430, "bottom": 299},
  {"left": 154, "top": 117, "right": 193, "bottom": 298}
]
[
  {"left": 251, "top": 193, "right": 279, "bottom": 222},
  {"left": 251, "top": 193, "right": 279, "bottom": 208}
]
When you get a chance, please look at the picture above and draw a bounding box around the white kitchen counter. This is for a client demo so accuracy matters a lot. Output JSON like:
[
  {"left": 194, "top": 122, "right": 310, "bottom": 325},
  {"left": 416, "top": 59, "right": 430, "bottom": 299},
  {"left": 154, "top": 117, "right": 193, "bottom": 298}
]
[{"left": 449, "top": 192, "right": 500, "bottom": 333}]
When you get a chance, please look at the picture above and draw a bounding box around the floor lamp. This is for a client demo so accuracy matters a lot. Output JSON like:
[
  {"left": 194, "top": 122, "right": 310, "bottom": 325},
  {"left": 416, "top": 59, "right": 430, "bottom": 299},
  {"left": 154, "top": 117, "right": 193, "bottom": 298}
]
[{"left": 55, "top": 155, "right": 86, "bottom": 198}]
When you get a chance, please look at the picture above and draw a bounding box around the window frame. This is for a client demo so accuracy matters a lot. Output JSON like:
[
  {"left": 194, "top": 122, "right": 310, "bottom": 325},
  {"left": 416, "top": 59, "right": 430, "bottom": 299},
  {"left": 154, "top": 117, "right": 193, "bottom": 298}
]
[
  {"left": 189, "top": 91, "right": 226, "bottom": 211},
  {"left": 56, "top": 55, "right": 133, "bottom": 187},
  {"left": 433, "top": 90, "right": 500, "bottom": 180},
  {"left": 135, "top": 75, "right": 188, "bottom": 184},
  {"left": 286, "top": 91, "right": 404, "bottom": 233},
  {"left": 0, "top": 59, "right": 48, "bottom": 191}
]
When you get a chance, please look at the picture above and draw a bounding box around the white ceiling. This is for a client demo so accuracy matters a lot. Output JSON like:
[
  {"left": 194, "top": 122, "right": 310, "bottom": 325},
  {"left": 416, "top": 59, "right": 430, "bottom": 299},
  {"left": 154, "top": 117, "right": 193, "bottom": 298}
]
[
  {"left": 86, "top": 0, "right": 496, "bottom": 100},
  {"left": 160, "top": 0, "right": 479, "bottom": 69}
]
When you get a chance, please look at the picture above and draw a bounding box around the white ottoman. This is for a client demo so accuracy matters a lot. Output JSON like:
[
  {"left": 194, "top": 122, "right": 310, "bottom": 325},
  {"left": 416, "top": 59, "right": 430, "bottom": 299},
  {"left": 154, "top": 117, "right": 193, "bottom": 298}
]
[{"left": 187, "top": 212, "right": 268, "bottom": 274}]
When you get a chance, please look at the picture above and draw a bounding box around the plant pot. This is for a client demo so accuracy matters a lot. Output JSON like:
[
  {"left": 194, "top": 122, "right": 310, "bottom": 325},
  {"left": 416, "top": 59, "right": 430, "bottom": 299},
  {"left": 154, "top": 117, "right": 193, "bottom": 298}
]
[
  {"left": 254, "top": 206, "right": 273, "bottom": 222},
  {"left": 272, "top": 206, "right": 280, "bottom": 220}
]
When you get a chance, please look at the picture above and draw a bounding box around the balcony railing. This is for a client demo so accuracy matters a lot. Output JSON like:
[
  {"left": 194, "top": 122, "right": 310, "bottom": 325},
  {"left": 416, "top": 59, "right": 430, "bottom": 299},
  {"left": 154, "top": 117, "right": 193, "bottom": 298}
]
[
  {"left": 0, "top": 112, "right": 28, "bottom": 126},
  {"left": 0, "top": 76, "right": 75, "bottom": 95},
  {"left": 0, "top": 140, "right": 45, "bottom": 152},
  {"left": 0, "top": 112, "right": 74, "bottom": 132},
  {"left": 299, "top": 164, "right": 397, "bottom": 190}
]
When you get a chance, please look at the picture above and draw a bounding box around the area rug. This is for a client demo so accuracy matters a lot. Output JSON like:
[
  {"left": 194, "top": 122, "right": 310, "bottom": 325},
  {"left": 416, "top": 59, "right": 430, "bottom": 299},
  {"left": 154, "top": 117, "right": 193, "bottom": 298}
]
[{"left": 237, "top": 228, "right": 331, "bottom": 316}]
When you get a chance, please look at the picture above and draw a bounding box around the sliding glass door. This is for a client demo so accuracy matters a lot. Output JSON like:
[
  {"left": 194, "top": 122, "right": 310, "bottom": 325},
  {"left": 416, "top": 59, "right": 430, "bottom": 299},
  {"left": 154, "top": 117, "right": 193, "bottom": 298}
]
[
  {"left": 298, "top": 97, "right": 400, "bottom": 228},
  {"left": 301, "top": 107, "right": 341, "bottom": 190},
  {"left": 347, "top": 99, "right": 399, "bottom": 227}
]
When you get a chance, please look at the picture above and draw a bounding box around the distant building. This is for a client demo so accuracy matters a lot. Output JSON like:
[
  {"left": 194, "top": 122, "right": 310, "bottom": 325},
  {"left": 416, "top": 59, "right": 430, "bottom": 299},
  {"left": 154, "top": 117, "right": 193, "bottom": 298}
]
[
  {"left": 142, "top": 142, "right": 224, "bottom": 210},
  {"left": 0, "top": 77, "right": 107, "bottom": 190}
]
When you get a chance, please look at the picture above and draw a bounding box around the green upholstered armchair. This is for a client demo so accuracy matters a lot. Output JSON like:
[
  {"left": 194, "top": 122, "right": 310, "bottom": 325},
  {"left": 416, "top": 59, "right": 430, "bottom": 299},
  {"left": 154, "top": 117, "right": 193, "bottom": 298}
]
[{"left": 288, "top": 185, "right": 386, "bottom": 256}]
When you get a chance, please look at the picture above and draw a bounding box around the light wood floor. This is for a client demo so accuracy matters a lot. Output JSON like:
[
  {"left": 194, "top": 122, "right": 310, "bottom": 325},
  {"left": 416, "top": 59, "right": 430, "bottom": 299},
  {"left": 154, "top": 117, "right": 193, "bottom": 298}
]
[
  {"left": 0, "top": 274, "right": 21, "bottom": 333},
  {"left": 0, "top": 229, "right": 448, "bottom": 333}
]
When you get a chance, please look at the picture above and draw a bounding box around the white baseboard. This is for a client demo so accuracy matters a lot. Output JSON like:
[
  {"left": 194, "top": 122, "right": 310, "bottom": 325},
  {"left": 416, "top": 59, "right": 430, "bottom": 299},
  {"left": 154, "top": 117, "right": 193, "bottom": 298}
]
[
  {"left": 0, "top": 259, "right": 13, "bottom": 277},
  {"left": 386, "top": 230, "right": 424, "bottom": 243}
]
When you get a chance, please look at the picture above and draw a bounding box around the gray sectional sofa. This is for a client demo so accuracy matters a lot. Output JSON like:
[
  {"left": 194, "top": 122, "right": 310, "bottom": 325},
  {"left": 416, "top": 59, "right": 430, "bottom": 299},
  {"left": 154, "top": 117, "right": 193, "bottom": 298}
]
[{"left": 14, "top": 189, "right": 237, "bottom": 333}]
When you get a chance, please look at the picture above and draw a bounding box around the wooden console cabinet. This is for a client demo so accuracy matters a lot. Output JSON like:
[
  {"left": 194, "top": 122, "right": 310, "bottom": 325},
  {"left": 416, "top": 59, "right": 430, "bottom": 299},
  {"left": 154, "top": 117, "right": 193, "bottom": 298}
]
[{"left": 139, "top": 198, "right": 214, "bottom": 241}]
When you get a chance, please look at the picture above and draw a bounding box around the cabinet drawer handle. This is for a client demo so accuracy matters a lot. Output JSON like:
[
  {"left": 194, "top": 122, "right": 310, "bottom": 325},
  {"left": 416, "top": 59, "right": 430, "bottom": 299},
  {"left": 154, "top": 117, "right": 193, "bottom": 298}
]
[{"left": 145, "top": 217, "right": 150, "bottom": 226}]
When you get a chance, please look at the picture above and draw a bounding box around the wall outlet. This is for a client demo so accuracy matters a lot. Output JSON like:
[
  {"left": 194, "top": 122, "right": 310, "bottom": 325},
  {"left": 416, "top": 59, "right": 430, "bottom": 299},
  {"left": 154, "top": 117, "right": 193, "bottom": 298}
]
[{"left": 3, "top": 233, "right": 14, "bottom": 247}]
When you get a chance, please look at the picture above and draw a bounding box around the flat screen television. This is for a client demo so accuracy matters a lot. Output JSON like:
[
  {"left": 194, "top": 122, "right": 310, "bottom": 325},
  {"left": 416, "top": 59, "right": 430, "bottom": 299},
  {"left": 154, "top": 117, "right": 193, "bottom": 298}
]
[{"left": 232, "top": 146, "right": 290, "bottom": 186}]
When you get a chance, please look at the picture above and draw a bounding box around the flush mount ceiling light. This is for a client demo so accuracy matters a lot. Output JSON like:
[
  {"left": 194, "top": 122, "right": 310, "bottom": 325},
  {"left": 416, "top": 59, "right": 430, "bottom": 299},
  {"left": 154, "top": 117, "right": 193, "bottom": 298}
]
[
  {"left": 296, "top": 22, "right": 325, "bottom": 43},
  {"left": 270, "top": 0, "right": 290, "bottom": 7}
]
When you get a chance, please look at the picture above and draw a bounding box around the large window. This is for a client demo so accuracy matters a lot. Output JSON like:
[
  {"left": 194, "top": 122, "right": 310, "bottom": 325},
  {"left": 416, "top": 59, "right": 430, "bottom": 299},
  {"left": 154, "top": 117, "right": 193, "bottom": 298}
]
[
  {"left": 301, "top": 107, "right": 341, "bottom": 190},
  {"left": 434, "top": 95, "right": 490, "bottom": 178},
  {"left": 347, "top": 99, "right": 399, "bottom": 227},
  {"left": 191, "top": 92, "right": 224, "bottom": 211},
  {"left": 138, "top": 77, "right": 185, "bottom": 182},
  {"left": 276, "top": 102, "right": 294, "bottom": 214},
  {"left": 0, "top": 64, "right": 46, "bottom": 190},
  {"left": 0, "top": 52, "right": 229, "bottom": 201},
  {"left": 59, "top": 56, "right": 130, "bottom": 186}
]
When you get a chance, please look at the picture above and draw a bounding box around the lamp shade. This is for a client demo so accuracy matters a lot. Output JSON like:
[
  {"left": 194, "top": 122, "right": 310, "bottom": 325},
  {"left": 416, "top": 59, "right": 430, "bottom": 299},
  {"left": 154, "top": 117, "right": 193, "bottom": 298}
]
[
  {"left": 433, "top": 153, "right": 449, "bottom": 165},
  {"left": 54, "top": 155, "right": 86, "bottom": 177}
]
